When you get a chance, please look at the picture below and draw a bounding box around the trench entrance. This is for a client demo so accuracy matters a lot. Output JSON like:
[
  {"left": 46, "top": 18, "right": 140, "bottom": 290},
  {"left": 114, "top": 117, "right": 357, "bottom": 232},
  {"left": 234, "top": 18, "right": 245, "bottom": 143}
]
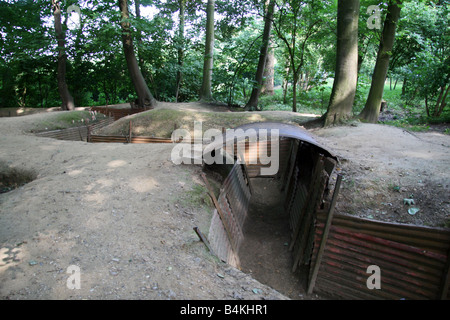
[
  {"left": 204, "top": 123, "right": 338, "bottom": 300},
  {"left": 238, "top": 177, "right": 307, "bottom": 299}
]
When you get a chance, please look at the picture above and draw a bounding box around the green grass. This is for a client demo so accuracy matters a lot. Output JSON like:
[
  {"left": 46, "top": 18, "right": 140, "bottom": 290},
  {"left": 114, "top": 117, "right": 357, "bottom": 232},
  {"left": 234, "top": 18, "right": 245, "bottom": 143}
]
[
  {"left": 255, "top": 79, "right": 448, "bottom": 133},
  {"left": 31, "top": 110, "right": 108, "bottom": 133},
  {"left": 96, "top": 107, "right": 318, "bottom": 138},
  {"left": 257, "top": 86, "right": 330, "bottom": 115},
  {"left": 177, "top": 183, "right": 213, "bottom": 210}
]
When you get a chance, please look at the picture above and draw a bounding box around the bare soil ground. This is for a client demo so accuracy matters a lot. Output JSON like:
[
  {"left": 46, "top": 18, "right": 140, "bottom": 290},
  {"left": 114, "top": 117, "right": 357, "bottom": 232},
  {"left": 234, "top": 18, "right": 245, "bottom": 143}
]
[
  {"left": 312, "top": 123, "right": 450, "bottom": 228},
  {"left": 0, "top": 102, "right": 449, "bottom": 301}
]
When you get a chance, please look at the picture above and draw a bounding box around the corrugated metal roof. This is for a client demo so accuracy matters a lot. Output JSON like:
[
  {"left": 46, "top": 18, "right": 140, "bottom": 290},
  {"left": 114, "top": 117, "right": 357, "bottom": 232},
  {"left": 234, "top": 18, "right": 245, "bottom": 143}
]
[{"left": 203, "top": 122, "right": 336, "bottom": 160}]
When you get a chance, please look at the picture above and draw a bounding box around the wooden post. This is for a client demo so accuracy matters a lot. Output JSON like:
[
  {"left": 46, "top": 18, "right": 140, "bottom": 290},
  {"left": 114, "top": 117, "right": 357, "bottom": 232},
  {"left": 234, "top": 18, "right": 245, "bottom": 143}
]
[
  {"left": 78, "top": 126, "right": 83, "bottom": 141},
  {"left": 87, "top": 125, "right": 92, "bottom": 143},
  {"left": 238, "top": 157, "right": 253, "bottom": 196},
  {"left": 194, "top": 226, "right": 215, "bottom": 255},
  {"left": 128, "top": 120, "right": 132, "bottom": 143},
  {"left": 307, "top": 174, "right": 342, "bottom": 295}
]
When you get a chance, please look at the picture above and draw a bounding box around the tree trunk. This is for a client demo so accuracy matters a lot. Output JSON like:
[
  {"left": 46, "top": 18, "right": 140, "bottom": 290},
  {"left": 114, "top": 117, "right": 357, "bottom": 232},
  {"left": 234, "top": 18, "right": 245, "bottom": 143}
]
[
  {"left": 119, "top": 0, "right": 156, "bottom": 109},
  {"left": 292, "top": 72, "right": 298, "bottom": 113},
  {"left": 175, "top": 0, "right": 186, "bottom": 102},
  {"left": 52, "top": 0, "right": 75, "bottom": 111},
  {"left": 282, "top": 59, "right": 291, "bottom": 104},
  {"left": 134, "top": 0, "right": 147, "bottom": 80},
  {"left": 261, "top": 42, "right": 275, "bottom": 96},
  {"left": 434, "top": 82, "right": 449, "bottom": 117},
  {"left": 323, "top": 0, "right": 360, "bottom": 126},
  {"left": 200, "top": 0, "right": 215, "bottom": 102},
  {"left": 359, "top": 0, "right": 401, "bottom": 123},
  {"left": 72, "top": 11, "right": 85, "bottom": 107},
  {"left": 1, "top": 66, "right": 16, "bottom": 108},
  {"left": 245, "top": 0, "right": 275, "bottom": 110},
  {"left": 402, "top": 77, "right": 407, "bottom": 96},
  {"left": 393, "top": 77, "right": 399, "bottom": 90}
]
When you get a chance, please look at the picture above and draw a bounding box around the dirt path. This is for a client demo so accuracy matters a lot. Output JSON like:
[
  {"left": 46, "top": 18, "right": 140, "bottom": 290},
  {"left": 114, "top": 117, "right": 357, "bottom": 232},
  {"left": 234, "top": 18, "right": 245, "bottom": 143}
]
[
  {"left": 239, "top": 178, "right": 311, "bottom": 300},
  {"left": 0, "top": 110, "right": 289, "bottom": 300},
  {"left": 0, "top": 104, "right": 449, "bottom": 300}
]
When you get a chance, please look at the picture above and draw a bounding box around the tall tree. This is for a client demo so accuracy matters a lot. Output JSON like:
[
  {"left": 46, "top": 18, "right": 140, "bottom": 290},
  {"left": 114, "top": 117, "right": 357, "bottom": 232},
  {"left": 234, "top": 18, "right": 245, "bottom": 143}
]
[
  {"left": 175, "top": 0, "right": 186, "bottom": 102},
  {"left": 199, "top": 0, "right": 215, "bottom": 101},
  {"left": 359, "top": 0, "right": 402, "bottom": 123},
  {"left": 272, "top": 0, "right": 322, "bottom": 113},
  {"left": 134, "top": 0, "right": 146, "bottom": 78},
  {"left": 395, "top": 1, "right": 449, "bottom": 118},
  {"left": 261, "top": 42, "right": 275, "bottom": 96},
  {"left": 118, "top": 0, "right": 157, "bottom": 109},
  {"left": 245, "top": 0, "right": 275, "bottom": 110},
  {"left": 52, "top": 0, "right": 75, "bottom": 110},
  {"left": 323, "top": 0, "right": 360, "bottom": 126}
]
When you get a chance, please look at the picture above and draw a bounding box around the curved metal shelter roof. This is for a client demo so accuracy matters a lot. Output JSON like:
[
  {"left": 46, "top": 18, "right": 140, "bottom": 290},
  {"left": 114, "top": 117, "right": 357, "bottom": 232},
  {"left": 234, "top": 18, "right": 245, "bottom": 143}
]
[{"left": 203, "top": 122, "right": 336, "bottom": 160}]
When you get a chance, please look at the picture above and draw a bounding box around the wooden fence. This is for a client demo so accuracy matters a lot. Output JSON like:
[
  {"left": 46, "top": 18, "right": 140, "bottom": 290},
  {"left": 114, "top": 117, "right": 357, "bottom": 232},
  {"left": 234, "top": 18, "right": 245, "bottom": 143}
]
[
  {"left": 35, "top": 117, "right": 114, "bottom": 142},
  {"left": 88, "top": 135, "right": 173, "bottom": 144}
]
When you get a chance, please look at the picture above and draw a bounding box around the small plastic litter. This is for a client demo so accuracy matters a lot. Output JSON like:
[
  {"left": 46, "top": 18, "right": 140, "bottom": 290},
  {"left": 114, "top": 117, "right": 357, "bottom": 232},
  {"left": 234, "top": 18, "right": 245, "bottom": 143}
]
[
  {"left": 29, "top": 260, "right": 38, "bottom": 266},
  {"left": 408, "top": 208, "right": 420, "bottom": 215}
]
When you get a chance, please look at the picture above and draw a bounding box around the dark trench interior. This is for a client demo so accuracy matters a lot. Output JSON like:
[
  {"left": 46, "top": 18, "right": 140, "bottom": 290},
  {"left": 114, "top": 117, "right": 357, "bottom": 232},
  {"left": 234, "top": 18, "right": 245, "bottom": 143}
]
[
  {"left": 238, "top": 176, "right": 310, "bottom": 300},
  {"left": 205, "top": 138, "right": 331, "bottom": 300}
]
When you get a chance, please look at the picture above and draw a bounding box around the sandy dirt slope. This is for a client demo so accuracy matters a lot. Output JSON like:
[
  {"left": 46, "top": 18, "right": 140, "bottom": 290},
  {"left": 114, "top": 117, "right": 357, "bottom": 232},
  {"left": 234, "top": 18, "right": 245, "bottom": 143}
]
[
  {"left": 0, "top": 104, "right": 449, "bottom": 301},
  {"left": 0, "top": 111, "right": 289, "bottom": 300}
]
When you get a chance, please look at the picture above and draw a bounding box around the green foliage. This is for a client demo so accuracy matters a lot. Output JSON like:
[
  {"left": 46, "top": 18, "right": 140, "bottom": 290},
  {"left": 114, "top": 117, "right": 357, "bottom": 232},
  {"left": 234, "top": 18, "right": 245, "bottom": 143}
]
[
  {"left": 0, "top": 0, "right": 448, "bottom": 132},
  {"left": 213, "top": 18, "right": 262, "bottom": 105},
  {"left": 391, "top": 1, "right": 450, "bottom": 118},
  {"left": 30, "top": 110, "right": 108, "bottom": 132},
  {"left": 0, "top": 0, "right": 56, "bottom": 108}
]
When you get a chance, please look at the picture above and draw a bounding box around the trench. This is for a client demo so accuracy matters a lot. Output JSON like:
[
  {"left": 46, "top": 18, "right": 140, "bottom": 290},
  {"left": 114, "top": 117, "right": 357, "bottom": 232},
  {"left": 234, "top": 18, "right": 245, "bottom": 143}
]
[
  {"left": 238, "top": 177, "right": 307, "bottom": 299},
  {"left": 204, "top": 122, "right": 338, "bottom": 300}
]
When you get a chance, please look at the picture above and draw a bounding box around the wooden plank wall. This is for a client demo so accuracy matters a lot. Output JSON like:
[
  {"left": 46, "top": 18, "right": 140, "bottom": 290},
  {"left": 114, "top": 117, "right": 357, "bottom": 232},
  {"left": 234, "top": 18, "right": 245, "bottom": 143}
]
[{"left": 208, "top": 163, "right": 252, "bottom": 268}]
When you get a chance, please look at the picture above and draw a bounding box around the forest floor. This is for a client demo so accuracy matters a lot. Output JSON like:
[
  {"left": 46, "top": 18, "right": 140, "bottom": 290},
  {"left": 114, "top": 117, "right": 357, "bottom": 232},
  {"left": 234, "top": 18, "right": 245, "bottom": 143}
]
[{"left": 0, "top": 101, "right": 449, "bottom": 301}]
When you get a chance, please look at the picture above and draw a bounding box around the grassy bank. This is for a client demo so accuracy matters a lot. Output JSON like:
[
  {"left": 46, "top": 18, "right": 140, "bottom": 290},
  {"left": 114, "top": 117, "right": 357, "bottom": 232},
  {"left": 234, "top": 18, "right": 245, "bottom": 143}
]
[{"left": 95, "top": 107, "right": 318, "bottom": 138}]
